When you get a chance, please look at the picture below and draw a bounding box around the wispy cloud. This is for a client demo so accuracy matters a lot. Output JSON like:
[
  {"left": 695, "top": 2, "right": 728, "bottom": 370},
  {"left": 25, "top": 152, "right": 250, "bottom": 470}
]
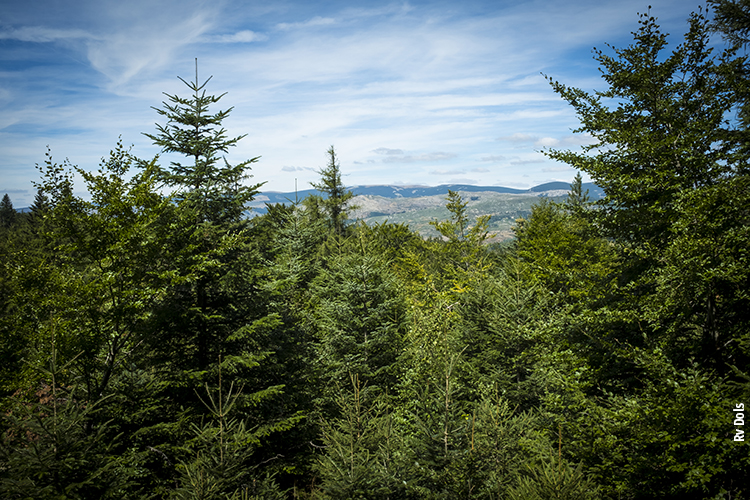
[
  {"left": 205, "top": 30, "right": 268, "bottom": 43},
  {"left": 497, "top": 133, "right": 598, "bottom": 149},
  {"left": 0, "top": 26, "right": 95, "bottom": 42},
  {"left": 276, "top": 16, "right": 335, "bottom": 31},
  {"left": 281, "top": 166, "right": 315, "bottom": 172},
  {"left": 372, "top": 147, "right": 404, "bottom": 155},
  {"left": 542, "top": 165, "right": 574, "bottom": 172},
  {"left": 381, "top": 152, "right": 457, "bottom": 164},
  {"left": 510, "top": 158, "right": 545, "bottom": 165},
  {"left": 430, "top": 169, "right": 466, "bottom": 175},
  {"left": 85, "top": 4, "right": 219, "bottom": 90},
  {"left": 497, "top": 133, "right": 537, "bottom": 143},
  {"left": 0, "top": 0, "right": 696, "bottom": 206},
  {"left": 444, "top": 178, "right": 478, "bottom": 185},
  {"left": 479, "top": 155, "right": 505, "bottom": 163}
]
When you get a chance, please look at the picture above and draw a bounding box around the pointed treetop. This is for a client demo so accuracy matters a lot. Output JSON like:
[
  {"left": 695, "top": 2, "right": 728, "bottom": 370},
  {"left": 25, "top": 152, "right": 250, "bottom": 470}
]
[
  {"left": 143, "top": 59, "right": 263, "bottom": 224},
  {"left": 0, "top": 193, "right": 17, "bottom": 228}
]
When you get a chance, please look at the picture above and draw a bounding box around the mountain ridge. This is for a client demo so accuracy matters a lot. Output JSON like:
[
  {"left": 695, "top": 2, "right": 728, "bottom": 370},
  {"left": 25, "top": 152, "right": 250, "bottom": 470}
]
[{"left": 253, "top": 182, "right": 603, "bottom": 206}]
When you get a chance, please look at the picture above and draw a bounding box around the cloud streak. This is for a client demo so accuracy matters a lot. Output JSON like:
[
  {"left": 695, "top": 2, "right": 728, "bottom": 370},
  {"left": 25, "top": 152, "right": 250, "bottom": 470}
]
[
  {"left": 205, "top": 30, "right": 268, "bottom": 43},
  {"left": 0, "top": 26, "right": 95, "bottom": 42},
  {"left": 276, "top": 16, "right": 336, "bottom": 31},
  {"left": 380, "top": 152, "right": 457, "bottom": 164}
]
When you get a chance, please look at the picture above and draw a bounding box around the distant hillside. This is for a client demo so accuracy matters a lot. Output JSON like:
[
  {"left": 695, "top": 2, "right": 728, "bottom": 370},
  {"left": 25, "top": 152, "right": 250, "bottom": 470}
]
[
  {"left": 348, "top": 190, "right": 571, "bottom": 241},
  {"left": 249, "top": 182, "right": 601, "bottom": 241},
  {"left": 252, "top": 182, "right": 603, "bottom": 205}
]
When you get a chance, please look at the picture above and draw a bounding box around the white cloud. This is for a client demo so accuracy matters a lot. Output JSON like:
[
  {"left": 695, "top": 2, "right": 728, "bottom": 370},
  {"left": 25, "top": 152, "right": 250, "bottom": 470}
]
[
  {"left": 0, "top": 0, "right": 698, "bottom": 198},
  {"left": 281, "top": 166, "right": 314, "bottom": 172},
  {"left": 444, "top": 178, "right": 478, "bottom": 185},
  {"left": 206, "top": 30, "right": 268, "bottom": 43},
  {"left": 510, "top": 158, "right": 545, "bottom": 165},
  {"left": 535, "top": 137, "right": 560, "bottom": 147},
  {"left": 86, "top": 9, "right": 215, "bottom": 90},
  {"left": 381, "top": 152, "right": 456, "bottom": 163},
  {"left": 472, "top": 167, "right": 490, "bottom": 173}
]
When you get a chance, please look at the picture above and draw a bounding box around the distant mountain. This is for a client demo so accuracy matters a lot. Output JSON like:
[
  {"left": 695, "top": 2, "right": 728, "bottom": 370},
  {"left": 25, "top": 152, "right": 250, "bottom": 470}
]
[{"left": 252, "top": 182, "right": 603, "bottom": 207}]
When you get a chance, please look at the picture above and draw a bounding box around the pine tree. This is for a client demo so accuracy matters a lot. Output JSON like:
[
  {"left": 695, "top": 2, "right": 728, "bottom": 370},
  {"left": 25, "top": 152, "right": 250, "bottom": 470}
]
[
  {"left": 29, "top": 188, "right": 51, "bottom": 220},
  {"left": 144, "top": 59, "right": 263, "bottom": 224},
  {"left": 0, "top": 194, "right": 16, "bottom": 228},
  {"left": 564, "top": 172, "right": 590, "bottom": 211},
  {"left": 311, "top": 146, "right": 355, "bottom": 237}
]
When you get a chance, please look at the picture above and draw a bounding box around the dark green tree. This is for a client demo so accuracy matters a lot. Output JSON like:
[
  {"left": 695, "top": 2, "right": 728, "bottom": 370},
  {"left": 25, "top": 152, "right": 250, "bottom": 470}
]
[
  {"left": 537, "top": 7, "right": 750, "bottom": 498},
  {"left": 0, "top": 194, "right": 16, "bottom": 228},
  {"left": 545, "top": 10, "right": 744, "bottom": 254},
  {"left": 0, "top": 343, "right": 136, "bottom": 498},
  {"left": 310, "top": 146, "right": 355, "bottom": 236},
  {"left": 544, "top": 8, "right": 749, "bottom": 367},
  {"left": 709, "top": 0, "right": 750, "bottom": 45},
  {"left": 144, "top": 59, "right": 263, "bottom": 225},
  {"left": 29, "top": 189, "right": 50, "bottom": 219},
  {"left": 142, "top": 62, "right": 268, "bottom": 372}
]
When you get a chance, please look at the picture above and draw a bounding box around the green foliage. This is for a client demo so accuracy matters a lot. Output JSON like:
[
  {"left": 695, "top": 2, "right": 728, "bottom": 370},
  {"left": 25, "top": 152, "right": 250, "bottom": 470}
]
[
  {"left": 311, "top": 246, "right": 406, "bottom": 404},
  {"left": 144, "top": 60, "right": 263, "bottom": 225},
  {"left": 172, "top": 374, "right": 287, "bottom": 500},
  {"left": 0, "top": 347, "right": 136, "bottom": 499},
  {"left": 513, "top": 197, "right": 618, "bottom": 303},
  {"left": 545, "top": 10, "right": 744, "bottom": 254},
  {"left": 709, "top": 0, "right": 750, "bottom": 46},
  {"left": 457, "top": 259, "right": 553, "bottom": 409},
  {"left": 314, "top": 374, "right": 407, "bottom": 500},
  {"left": 0, "top": 194, "right": 16, "bottom": 229},
  {"left": 31, "top": 141, "right": 175, "bottom": 400},
  {"left": 507, "top": 449, "right": 601, "bottom": 500},
  {"left": 5, "top": 10, "right": 750, "bottom": 498},
  {"left": 310, "top": 146, "right": 356, "bottom": 236},
  {"left": 430, "top": 190, "right": 490, "bottom": 246}
]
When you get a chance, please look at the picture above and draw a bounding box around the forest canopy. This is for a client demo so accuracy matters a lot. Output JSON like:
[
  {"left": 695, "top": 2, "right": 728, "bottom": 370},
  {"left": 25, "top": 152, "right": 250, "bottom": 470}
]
[{"left": 1, "top": 4, "right": 749, "bottom": 499}]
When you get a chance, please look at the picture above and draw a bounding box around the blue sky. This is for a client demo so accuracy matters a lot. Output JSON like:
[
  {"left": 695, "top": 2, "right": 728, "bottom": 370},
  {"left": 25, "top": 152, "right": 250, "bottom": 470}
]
[{"left": 1, "top": 0, "right": 706, "bottom": 206}]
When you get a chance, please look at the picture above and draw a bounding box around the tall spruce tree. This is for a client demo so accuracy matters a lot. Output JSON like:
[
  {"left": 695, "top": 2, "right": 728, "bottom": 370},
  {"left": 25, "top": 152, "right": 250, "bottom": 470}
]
[
  {"left": 142, "top": 61, "right": 268, "bottom": 372},
  {"left": 144, "top": 59, "right": 263, "bottom": 225}
]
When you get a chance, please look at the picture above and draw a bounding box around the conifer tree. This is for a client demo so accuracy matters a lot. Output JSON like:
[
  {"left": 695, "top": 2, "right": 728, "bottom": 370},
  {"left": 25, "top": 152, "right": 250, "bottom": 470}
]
[
  {"left": 709, "top": 0, "right": 750, "bottom": 46},
  {"left": 311, "top": 146, "right": 355, "bottom": 236},
  {"left": 0, "top": 194, "right": 16, "bottom": 228},
  {"left": 143, "top": 61, "right": 266, "bottom": 372},
  {"left": 564, "top": 172, "right": 590, "bottom": 211},
  {"left": 144, "top": 59, "right": 263, "bottom": 224}
]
